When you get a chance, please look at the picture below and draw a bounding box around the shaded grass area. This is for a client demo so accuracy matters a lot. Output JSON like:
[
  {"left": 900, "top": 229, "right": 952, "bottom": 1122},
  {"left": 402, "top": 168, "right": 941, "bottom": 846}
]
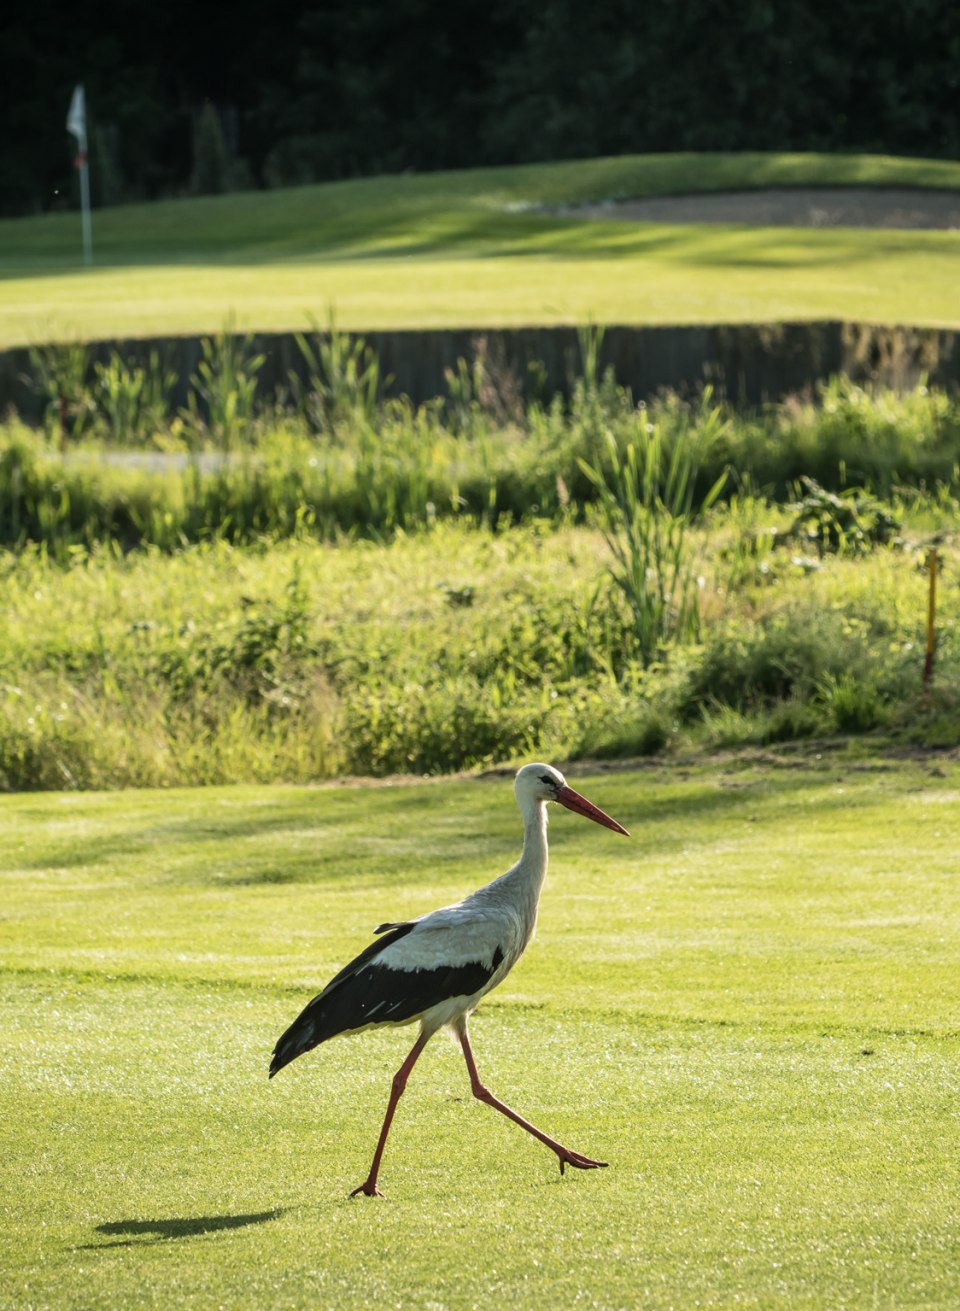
[
  {"left": 3, "top": 762, "right": 960, "bottom": 1309},
  {"left": 7, "top": 152, "right": 960, "bottom": 267},
  {"left": 2, "top": 152, "right": 959, "bottom": 344}
]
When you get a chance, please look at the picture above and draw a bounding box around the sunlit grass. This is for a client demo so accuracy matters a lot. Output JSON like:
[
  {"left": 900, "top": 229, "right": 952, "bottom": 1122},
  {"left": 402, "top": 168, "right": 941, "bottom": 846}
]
[
  {"left": 3, "top": 760, "right": 960, "bottom": 1309},
  {"left": 2, "top": 151, "right": 959, "bottom": 345}
]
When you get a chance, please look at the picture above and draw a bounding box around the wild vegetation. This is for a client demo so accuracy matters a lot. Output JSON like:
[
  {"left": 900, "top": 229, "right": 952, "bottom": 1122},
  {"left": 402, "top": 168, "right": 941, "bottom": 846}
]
[
  {"left": 1, "top": 325, "right": 956, "bottom": 789},
  {"left": 6, "top": 325, "right": 960, "bottom": 545},
  {"left": 1, "top": 510, "right": 955, "bottom": 790},
  {"left": 0, "top": 321, "right": 955, "bottom": 789}
]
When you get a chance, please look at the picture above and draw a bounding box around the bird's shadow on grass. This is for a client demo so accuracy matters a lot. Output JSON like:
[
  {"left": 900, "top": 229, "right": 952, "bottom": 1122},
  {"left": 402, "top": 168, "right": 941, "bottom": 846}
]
[{"left": 78, "top": 1208, "right": 286, "bottom": 1250}]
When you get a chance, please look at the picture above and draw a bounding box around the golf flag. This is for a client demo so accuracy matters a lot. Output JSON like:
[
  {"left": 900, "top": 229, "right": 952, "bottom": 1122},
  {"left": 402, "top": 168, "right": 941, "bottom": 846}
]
[
  {"left": 66, "top": 84, "right": 88, "bottom": 159},
  {"left": 66, "top": 84, "right": 93, "bottom": 265}
]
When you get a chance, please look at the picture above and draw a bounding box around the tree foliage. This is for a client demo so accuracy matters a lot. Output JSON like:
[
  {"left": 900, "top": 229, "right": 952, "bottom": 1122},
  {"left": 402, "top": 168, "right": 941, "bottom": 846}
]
[{"left": 2, "top": 0, "right": 958, "bottom": 215}]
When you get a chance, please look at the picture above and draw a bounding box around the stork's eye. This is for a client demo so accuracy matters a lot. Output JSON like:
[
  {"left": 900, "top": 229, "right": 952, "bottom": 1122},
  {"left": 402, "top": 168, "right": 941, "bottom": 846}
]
[{"left": 540, "top": 773, "right": 558, "bottom": 789}]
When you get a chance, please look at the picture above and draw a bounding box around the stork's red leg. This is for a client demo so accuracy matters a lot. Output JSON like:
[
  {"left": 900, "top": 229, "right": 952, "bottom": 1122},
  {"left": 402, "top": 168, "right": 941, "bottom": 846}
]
[
  {"left": 350, "top": 1031, "right": 430, "bottom": 1198},
  {"left": 457, "top": 1022, "right": 607, "bottom": 1174}
]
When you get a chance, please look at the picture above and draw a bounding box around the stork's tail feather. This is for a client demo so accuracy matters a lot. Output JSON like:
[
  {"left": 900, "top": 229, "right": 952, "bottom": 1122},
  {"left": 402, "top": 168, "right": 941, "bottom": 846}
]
[
  {"left": 269, "top": 1005, "right": 323, "bottom": 1078},
  {"left": 269, "top": 980, "right": 358, "bottom": 1077}
]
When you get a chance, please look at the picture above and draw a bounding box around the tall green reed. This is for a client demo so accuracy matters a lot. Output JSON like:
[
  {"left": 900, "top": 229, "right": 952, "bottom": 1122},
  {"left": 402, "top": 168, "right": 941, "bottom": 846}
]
[
  {"left": 180, "top": 321, "right": 265, "bottom": 451},
  {"left": 289, "top": 313, "right": 383, "bottom": 435},
  {"left": 580, "top": 404, "right": 728, "bottom": 663},
  {"left": 93, "top": 349, "right": 177, "bottom": 445}
]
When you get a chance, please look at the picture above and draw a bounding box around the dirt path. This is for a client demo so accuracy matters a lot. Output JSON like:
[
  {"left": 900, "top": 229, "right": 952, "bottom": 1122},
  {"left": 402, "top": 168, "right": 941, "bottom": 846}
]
[{"left": 564, "top": 187, "right": 960, "bottom": 229}]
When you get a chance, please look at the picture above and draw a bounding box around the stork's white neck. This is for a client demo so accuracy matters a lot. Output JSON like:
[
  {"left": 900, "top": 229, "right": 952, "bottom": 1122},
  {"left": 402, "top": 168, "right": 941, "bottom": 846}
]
[
  {"left": 463, "top": 794, "right": 550, "bottom": 958},
  {"left": 517, "top": 793, "right": 549, "bottom": 870},
  {"left": 508, "top": 796, "right": 550, "bottom": 935}
]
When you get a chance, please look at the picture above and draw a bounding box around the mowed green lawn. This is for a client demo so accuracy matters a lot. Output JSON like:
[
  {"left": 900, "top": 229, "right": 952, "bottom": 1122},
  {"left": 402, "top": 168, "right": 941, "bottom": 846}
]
[
  {"left": 2, "top": 152, "right": 960, "bottom": 346},
  {"left": 2, "top": 758, "right": 959, "bottom": 1309}
]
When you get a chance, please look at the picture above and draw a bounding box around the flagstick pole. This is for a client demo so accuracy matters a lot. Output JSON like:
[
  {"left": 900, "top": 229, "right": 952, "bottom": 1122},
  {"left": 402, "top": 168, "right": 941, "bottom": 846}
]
[
  {"left": 923, "top": 547, "right": 937, "bottom": 686},
  {"left": 67, "top": 85, "right": 93, "bottom": 268},
  {"left": 78, "top": 157, "right": 93, "bottom": 267}
]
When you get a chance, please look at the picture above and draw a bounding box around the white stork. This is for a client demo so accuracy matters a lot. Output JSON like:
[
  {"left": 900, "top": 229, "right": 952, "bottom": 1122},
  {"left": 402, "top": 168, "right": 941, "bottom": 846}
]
[{"left": 269, "top": 762, "right": 629, "bottom": 1196}]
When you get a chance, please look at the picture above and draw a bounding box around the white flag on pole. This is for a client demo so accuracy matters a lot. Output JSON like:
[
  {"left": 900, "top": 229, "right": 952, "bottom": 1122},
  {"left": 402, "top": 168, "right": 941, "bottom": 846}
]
[
  {"left": 66, "top": 84, "right": 93, "bottom": 265},
  {"left": 66, "top": 85, "right": 87, "bottom": 155}
]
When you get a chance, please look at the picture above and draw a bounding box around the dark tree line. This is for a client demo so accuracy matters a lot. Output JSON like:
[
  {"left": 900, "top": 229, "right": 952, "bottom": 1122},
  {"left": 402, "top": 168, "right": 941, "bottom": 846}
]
[{"left": 3, "top": 0, "right": 958, "bottom": 217}]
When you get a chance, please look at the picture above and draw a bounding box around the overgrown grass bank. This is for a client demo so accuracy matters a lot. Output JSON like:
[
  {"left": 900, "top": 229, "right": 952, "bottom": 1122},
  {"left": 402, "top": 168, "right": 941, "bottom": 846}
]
[
  {"left": 1, "top": 518, "right": 955, "bottom": 790},
  {"left": 3, "top": 331, "right": 958, "bottom": 788}
]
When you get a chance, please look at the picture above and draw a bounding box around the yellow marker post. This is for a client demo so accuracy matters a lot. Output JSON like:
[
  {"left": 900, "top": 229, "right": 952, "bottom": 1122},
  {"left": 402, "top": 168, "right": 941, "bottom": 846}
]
[{"left": 923, "top": 547, "right": 938, "bottom": 685}]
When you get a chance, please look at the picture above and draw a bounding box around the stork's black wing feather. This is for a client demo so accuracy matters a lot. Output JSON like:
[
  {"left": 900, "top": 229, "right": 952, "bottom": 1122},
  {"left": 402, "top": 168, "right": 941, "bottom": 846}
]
[
  {"left": 269, "top": 924, "right": 501, "bottom": 1078},
  {"left": 269, "top": 924, "right": 412, "bottom": 1077}
]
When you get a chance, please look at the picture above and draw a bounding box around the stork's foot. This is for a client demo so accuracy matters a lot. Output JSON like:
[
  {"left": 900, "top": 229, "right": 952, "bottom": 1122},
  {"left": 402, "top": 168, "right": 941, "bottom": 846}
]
[
  {"left": 555, "top": 1148, "right": 608, "bottom": 1175},
  {"left": 349, "top": 1179, "right": 385, "bottom": 1198}
]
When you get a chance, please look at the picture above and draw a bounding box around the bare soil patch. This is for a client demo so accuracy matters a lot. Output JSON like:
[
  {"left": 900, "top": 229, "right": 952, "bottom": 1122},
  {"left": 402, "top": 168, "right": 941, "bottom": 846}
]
[{"left": 565, "top": 187, "right": 960, "bottom": 229}]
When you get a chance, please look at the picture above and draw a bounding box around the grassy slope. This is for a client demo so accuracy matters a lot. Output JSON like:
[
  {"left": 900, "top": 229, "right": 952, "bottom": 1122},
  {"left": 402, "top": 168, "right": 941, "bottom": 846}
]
[
  {"left": 2, "top": 152, "right": 959, "bottom": 345},
  {"left": 3, "top": 520, "right": 957, "bottom": 787},
  {"left": 3, "top": 761, "right": 959, "bottom": 1309}
]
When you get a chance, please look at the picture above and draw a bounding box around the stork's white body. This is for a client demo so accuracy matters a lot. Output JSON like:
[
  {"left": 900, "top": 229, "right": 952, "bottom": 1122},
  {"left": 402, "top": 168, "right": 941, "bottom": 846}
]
[{"left": 269, "top": 762, "right": 628, "bottom": 1197}]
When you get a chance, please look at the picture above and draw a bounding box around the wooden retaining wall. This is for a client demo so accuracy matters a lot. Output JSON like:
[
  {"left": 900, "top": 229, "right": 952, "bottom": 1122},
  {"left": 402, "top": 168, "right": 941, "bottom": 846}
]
[{"left": 2, "top": 321, "right": 958, "bottom": 422}]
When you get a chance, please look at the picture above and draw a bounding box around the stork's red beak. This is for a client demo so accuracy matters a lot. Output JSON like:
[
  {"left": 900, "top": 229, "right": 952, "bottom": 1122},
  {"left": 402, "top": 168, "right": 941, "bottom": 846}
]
[{"left": 555, "top": 784, "right": 629, "bottom": 835}]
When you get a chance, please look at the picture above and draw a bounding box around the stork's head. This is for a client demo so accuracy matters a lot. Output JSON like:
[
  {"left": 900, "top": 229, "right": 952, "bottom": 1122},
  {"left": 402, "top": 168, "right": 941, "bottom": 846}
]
[{"left": 514, "top": 762, "right": 629, "bottom": 835}]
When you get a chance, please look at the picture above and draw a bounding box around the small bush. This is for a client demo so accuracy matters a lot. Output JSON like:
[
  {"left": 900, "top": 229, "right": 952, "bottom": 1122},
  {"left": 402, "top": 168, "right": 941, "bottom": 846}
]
[
  {"left": 26, "top": 342, "right": 96, "bottom": 441},
  {"left": 289, "top": 317, "right": 384, "bottom": 435},
  {"left": 758, "top": 696, "right": 827, "bottom": 743},
  {"left": 579, "top": 403, "right": 727, "bottom": 664},
  {"left": 814, "top": 671, "right": 890, "bottom": 733},
  {"left": 581, "top": 705, "right": 672, "bottom": 759},
  {"left": 784, "top": 477, "right": 901, "bottom": 555},
  {"left": 343, "top": 679, "right": 546, "bottom": 776},
  {"left": 181, "top": 324, "right": 266, "bottom": 451},
  {"left": 679, "top": 611, "right": 857, "bottom": 714}
]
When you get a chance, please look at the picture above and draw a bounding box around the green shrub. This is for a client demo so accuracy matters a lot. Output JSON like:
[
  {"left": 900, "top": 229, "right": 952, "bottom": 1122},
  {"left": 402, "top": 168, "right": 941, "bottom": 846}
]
[
  {"left": 758, "top": 696, "right": 827, "bottom": 743},
  {"left": 93, "top": 349, "right": 177, "bottom": 446},
  {"left": 580, "top": 704, "right": 672, "bottom": 759},
  {"left": 784, "top": 477, "right": 901, "bottom": 555},
  {"left": 680, "top": 610, "right": 866, "bottom": 713},
  {"left": 26, "top": 341, "right": 96, "bottom": 441},
  {"left": 343, "top": 678, "right": 545, "bottom": 776},
  {"left": 814, "top": 671, "right": 891, "bottom": 733}
]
